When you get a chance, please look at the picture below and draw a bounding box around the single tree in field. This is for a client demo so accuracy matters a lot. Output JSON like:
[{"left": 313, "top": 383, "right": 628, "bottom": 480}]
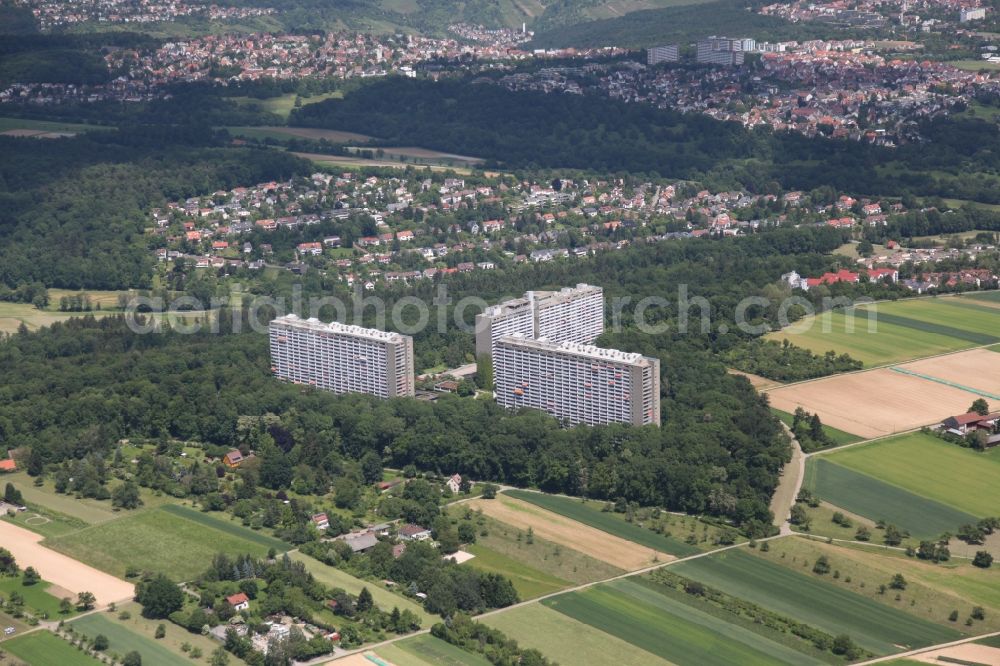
[
  {"left": 3, "top": 483, "right": 23, "bottom": 505},
  {"left": 93, "top": 634, "right": 109, "bottom": 651},
  {"left": 59, "top": 597, "right": 73, "bottom": 614},
  {"left": 883, "top": 524, "right": 903, "bottom": 546},
  {"left": 973, "top": 551, "right": 994, "bottom": 568},
  {"left": 77, "top": 591, "right": 96, "bottom": 610},
  {"left": 969, "top": 398, "right": 990, "bottom": 416},
  {"left": 112, "top": 480, "right": 142, "bottom": 509},
  {"left": 135, "top": 574, "right": 184, "bottom": 618},
  {"left": 357, "top": 587, "right": 373, "bottom": 613},
  {"left": 889, "top": 573, "right": 907, "bottom": 590},
  {"left": 123, "top": 651, "right": 142, "bottom": 666},
  {"left": 21, "top": 567, "right": 40, "bottom": 586}
]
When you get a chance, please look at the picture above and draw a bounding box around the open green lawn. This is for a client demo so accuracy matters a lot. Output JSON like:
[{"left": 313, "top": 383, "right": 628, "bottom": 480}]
[
  {"left": 765, "top": 297, "right": 1000, "bottom": 366},
  {"left": 1, "top": 473, "right": 118, "bottom": 524},
  {"left": 465, "top": 543, "right": 569, "bottom": 599},
  {"left": 756, "top": 537, "right": 1000, "bottom": 632},
  {"left": 819, "top": 432, "right": 1000, "bottom": 518},
  {"left": 2, "top": 502, "right": 90, "bottom": 539},
  {"left": 952, "top": 59, "right": 1000, "bottom": 71},
  {"left": 963, "top": 290, "right": 1000, "bottom": 305},
  {"left": 543, "top": 578, "right": 824, "bottom": 665},
  {"left": 227, "top": 91, "right": 343, "bottom": 120},
  {"left": 2, "top": 630, "right": 102, "bottom": 665},
  {"left": 866, "top": 299, "right": 1000, "bottom": 342},
  {"left": 389, "top": 634, "right": 492, "bottom": 666},
  {"left": 0, "top": 302, "right": 112, "bottom": 335},
  {"left": 670, "top": 549, "right": 962, "bottom": 655},
  {"left": 976, "top": 634, "right": 1000, "bottom": 647},
  {"left": 771, "top": 408, "right": 862, "bottom": 447},
  {"left": 0, "top": 610, "right": 30, "bottom": 638},
  {"left": 158, "top": 504, "right": 291, "bottom": 551},
  {"left": 45, "top": 506, "right": 274, "bottom": 580},
  {"left": 44, "top": 289, "right": 128, "bottom": 311},
  {"left": 288, "top": 552, "right": 432, "bottom": 626},
  {"left": 71, "top": 612, "right": 189, "bottom": 666},
  {"left": 804, "top": 458, "right": 978, "bottom": 538},
  {"left": 0, "top": 576, "right": 79, "bottom": 619},
  {"left": 0, "top": 116, "right": 110, "bottom": 134},
  {"left": 503, "top": 490, "right": 705, "bottom": 556},
  {"left": 483, "top": 602, "right": 673, "bottom": 666}
]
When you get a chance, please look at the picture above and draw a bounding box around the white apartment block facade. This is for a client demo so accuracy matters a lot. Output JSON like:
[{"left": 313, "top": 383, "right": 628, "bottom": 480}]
[
  {"left": 696, "top": 36, "right": 753, "bottom": 65},
  {"left": 269, "top": 315, "right": 414, "bottom": 398},
  {"left": 647, "top": 44, "right": 679, "bottom": 65},
  {"left": 494, "top": 334, "right": 660, "bottom": 427},
  {"left": 475, "top": 283, "right": 604, "bottom": 357}
]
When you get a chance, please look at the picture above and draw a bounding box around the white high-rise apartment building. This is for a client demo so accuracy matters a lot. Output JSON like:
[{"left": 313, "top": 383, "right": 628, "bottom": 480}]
[
  {"left": 475, "top": 284, "right": 604, "bottom": 357},
  {"left": 269, "top": 315, "right": 414, "bottom": 398},
  {"left": 647, "top": 44, "right": 679, "bottom": 65},
  {"left": 494, "top": 335, "right": 660, "bottom": 427}
]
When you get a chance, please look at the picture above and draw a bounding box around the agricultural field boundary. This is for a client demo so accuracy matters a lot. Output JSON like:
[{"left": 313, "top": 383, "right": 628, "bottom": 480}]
[{"left": 889, "top": 367, "right": 1000, "bottom": 400}]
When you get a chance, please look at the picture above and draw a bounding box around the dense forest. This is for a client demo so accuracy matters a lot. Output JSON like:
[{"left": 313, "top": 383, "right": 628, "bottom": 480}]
[
  {"left": 0, "top": 129, "right": 309, "bottom": 289},
  {"left": 292, "top": 78, "right": 1000, "bottom": 203},
  {"left": 0, "top": 314, "right": 787, "bottom": 534}
]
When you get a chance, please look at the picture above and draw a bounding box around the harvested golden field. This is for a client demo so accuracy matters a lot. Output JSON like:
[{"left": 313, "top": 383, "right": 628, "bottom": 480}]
[
  {"left": 913, "top": 643, "right": 1000, "bottom": 664},
  {"left": 766, "top": 366, "right": 999, "bottom": 439},
  {"left": 464, "top": 495, "right": 672, "bottom": 570},
  {"left": 0, "top": 521, "right": 134, "bottom": 606},
  {"left": 896, "top": 348, "right": 1000, "bottom": 397}
]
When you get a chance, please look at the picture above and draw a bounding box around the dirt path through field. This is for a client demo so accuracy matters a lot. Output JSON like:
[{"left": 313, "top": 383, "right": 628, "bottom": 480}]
[
  {"left": 0, "top": 521, "right": 134, "bottom": 605},
  {"left": 770, "top": 424, "right": 804, "bottom": 535},
  {"left": 464, "top": 496, "right": 673, "bottom": 570}
]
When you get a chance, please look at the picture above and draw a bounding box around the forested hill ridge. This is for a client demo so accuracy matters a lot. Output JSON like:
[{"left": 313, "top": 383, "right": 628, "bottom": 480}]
[
  {"left": 291, "top": 77, "right": 1000, "bottom": 204},
  {"left": 0, "top": 314, "right": 787, "bottom": 534},
  {"left": 0, "top": 129, "right": 309, "bottom": 290},
  {"left": 528, "top": 0, "right": 847, "bottom": 49}
]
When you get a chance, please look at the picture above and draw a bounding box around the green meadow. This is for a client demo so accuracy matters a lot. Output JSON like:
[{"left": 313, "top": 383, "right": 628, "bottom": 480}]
[
  {"left": 504, "top": 490, "right": 704, "bottom": 556},
  {"left": 819, "top": 432, "right": 1000, "bottom": 518},
  {"left": 482, "top": 602, "right": 673, "bottom": 666},
  {"left": 388, "top": 634, "right": 493, "bottom": 666},
  {"left": 1, "top": 630, "right": 102, "bottom": 665},
  {"left": 465, "top": 543, "right": 570, "bottom": 599},
  {"left": 45, "top": 506, "right": 275, "bottom": 580},
  {"left": 71, "top": 613, "right": 189, "bottom": 666},
  {"left": 766, "top": 297, "right": 1000, "bottom": 366},
  {"left": 543, "top": 578, "right": 824, "bottom": 665},
  {"left": 670, "top": 549, "right": 961, "bottom": 654},
  {"left": 804, "top": 458, "right": 978, "bottom": 538},
  {"left": 0, "top": 576, "right": 79, "bottom": 618}
]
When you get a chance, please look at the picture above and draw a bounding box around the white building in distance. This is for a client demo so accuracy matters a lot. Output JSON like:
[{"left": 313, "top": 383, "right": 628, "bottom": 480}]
[
  {"left": 647, "top": 44, "right": 680, "bottom": 65},
  {"left": 269, "top": 315, "right": 414, "bottom": 398}
]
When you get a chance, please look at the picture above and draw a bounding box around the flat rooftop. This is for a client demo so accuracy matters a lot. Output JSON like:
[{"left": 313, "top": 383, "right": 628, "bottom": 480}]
[
  {"left": 271, "top": 314, "right": 409, "bottom": 343},
  {"left": 498, "top": 333, "right": 653, "bottom": 366}
]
